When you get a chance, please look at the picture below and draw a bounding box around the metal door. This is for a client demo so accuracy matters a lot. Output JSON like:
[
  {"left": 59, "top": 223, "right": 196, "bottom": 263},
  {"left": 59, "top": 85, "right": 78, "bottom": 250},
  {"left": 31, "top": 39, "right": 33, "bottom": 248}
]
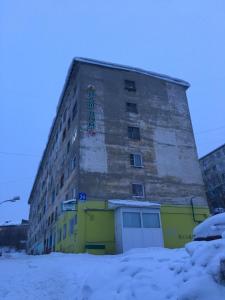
[{"left": 121, "top": 208, "right": 163, "bottom": 252}]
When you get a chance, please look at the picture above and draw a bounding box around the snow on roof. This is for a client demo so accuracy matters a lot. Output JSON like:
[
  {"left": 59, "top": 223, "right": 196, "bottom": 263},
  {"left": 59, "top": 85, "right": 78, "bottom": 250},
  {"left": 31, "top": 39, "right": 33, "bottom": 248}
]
[
  {"left": 193, "top": 213, "right": 225, "bottom": 238},
  {"left": 75, "top": 57, "right": 190, "bottom": 88},
  {"left": 108, "top": 199, "right": 160, "bottom": 209}
]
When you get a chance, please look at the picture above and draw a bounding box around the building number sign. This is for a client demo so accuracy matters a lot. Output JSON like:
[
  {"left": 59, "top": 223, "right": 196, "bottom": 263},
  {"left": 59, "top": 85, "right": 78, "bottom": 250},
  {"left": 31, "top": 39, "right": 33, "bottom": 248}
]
[{"left": 87, "top": 85, "right": 96, "bottom": 135}]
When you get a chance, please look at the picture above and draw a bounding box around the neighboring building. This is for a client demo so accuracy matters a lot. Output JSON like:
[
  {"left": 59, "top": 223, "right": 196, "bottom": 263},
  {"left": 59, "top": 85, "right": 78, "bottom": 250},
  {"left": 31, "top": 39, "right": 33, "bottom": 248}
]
[
  {"left": 27, "top": 58, "right": 209, "bottom": 255},
  {"left": 199, "top": 144, "right": 225, "bottom": 213},
  {"left": 0, "top": 220, "right": 28, "bottom": 251}
]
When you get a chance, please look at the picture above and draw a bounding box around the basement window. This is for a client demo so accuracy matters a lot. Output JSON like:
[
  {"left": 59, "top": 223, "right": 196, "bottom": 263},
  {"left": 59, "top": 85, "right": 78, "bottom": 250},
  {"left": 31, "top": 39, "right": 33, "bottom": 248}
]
[
  {"left": 124, "top": 80, "right": 136, "bottom": 92},
  {"left": 132, "top": 183, "right": 144, "bottom": 197},
  {"left": 130, "top": 154, "right": 143, "bottom": 168},
  {"left": 128, "top": 126, "right": 140, "bottom": 140}
]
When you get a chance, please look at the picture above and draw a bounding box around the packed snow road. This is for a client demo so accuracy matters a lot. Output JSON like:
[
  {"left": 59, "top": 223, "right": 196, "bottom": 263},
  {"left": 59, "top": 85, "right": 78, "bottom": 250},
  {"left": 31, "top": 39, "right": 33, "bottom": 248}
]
[{"left": 0, "top": 240, "right": 225, "bottom": 300}]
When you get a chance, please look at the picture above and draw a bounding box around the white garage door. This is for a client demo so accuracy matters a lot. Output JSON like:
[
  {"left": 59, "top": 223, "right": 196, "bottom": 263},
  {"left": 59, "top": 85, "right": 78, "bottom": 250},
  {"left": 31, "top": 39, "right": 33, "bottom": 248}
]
[{"left": 121, "top": 208, "right": 164, "bottom": 252}]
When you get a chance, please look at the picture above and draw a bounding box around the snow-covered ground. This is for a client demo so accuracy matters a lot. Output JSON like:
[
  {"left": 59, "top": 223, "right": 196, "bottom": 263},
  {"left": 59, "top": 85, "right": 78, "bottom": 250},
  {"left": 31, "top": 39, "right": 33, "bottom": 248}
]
[{"left": 0, "top": 240, "right": 225, "bottom": 300}]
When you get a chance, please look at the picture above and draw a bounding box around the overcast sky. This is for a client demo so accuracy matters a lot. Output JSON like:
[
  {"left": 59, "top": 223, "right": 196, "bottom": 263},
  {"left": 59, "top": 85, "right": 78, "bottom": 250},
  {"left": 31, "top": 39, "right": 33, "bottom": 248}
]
[{"left": 1, "top": 0, "right": 225, "bottom": 223}]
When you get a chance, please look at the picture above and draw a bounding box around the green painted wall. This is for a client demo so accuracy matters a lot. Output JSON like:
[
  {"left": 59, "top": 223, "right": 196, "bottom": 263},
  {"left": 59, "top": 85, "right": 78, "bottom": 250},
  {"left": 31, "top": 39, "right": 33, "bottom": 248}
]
[
  {"left": 75, "top": 201, "right": 115, "bottom": 254},
  {"left": 161, "top": 205, "right": 209, "bottom": 248},
  {"left": 55, "top": 211, "right": 77, "bottom": 253},
  {"left": 55, "top": 201, "right": 209, "bottom": 254}
]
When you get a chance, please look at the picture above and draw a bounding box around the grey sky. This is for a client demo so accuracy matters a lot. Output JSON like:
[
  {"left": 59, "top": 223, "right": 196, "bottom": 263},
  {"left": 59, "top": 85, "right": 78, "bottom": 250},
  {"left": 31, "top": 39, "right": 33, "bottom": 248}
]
[{"left": 1, "top": 0, "right": 225, "bottom": 223}]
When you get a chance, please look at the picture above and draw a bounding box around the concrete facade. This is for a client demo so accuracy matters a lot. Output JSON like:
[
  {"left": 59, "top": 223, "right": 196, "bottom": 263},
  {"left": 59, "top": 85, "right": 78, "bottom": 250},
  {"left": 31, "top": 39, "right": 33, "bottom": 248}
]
[
  {"left": 199, "top": 144, "right": 225, "bottom": 212},
  {"left": 27, "top": 58, "right": 207, "bottom": 254}
]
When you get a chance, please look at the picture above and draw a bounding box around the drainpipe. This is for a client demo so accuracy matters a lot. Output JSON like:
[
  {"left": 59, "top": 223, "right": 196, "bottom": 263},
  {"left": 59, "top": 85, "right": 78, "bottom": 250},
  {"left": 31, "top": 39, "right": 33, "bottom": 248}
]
[{"left": 190, "top": 197, "right": 201, "bottom": 224}]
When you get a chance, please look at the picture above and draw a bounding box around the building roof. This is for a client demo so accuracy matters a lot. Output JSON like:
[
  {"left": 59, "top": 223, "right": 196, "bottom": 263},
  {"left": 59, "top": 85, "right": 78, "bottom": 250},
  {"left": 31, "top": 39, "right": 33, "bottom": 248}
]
[
  {"left": 74, "top": 57, "right": 190, "bottom": 88},
  {"left": 199, "top": 143, "right": 225, "bottom": 161}
]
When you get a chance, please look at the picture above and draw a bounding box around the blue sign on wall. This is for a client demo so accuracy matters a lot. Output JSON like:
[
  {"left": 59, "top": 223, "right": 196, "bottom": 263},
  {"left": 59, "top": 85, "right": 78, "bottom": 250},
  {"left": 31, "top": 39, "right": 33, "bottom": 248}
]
[{"left": 79, "top": 192, "right": 87, "bottom": 201}]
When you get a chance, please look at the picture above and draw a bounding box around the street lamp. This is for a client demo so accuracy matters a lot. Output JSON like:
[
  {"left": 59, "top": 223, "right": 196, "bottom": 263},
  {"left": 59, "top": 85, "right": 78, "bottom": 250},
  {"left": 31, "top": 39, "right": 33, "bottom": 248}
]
[{"left": 0, "top": 196, "right": 20, "bottom": 206}]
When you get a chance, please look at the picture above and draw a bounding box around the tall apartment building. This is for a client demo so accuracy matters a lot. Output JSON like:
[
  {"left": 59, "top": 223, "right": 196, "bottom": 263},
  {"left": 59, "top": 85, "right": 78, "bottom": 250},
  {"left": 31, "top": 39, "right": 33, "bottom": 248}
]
[
  {"left": 27, "top": 58, "right": 209, "bottom": 255},
  {"left": 199, "top": 144, "right": 225, "bottom": 213}
]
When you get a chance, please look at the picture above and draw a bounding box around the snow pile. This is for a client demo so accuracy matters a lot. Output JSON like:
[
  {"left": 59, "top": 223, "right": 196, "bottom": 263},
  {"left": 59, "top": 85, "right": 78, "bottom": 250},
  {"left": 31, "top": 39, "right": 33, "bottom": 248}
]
[
  {"left": 175, "top": 239, "right": 225, "bottom": 300},
  {"left": 0, "top": 242, "right": 225, "bottom": 300},
  {"left": 193, "top": 213, "right": 225, "bottom": 239}
]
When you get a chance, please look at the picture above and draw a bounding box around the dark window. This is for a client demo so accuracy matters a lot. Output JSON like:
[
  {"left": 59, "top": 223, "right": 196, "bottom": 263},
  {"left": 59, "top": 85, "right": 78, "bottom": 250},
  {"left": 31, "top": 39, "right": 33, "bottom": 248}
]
[
  {"left": 126, "top": 102, "right": 138, "bottom": 114},
  {"left": 128, "top": 126, "right": 140, "bottom": 140},
  {"left": 55, "top": 207, "right": 58, "bottom": 221},
  {"left": 130, "top": 154, "right": 143, "bottom": 167},
  {"left": 56, "top": 183, "right": 59, "bottom": 196},
  {"left": 124, "top": 80, "right": 136, "bottom": 92},
  {"left": 51, "top": 190, "right": 55, "bottom": 203},
  {"left": 67, "top": 117, "right": 71, "bottom": 130},
  {"left": 67, "top": 141, "right": 70, "bottom": 153},
  {"left": 72, "top": 102, "right": 77, "bottom": 120},
  {"left": 60, "top": 174, "right": 64, "bottom": 189},
  {"left": 71, "top": 157, "right": 76, "bottom": 171},
  {"left": 142, "top": 213, "right": 160, "bottom": 228},
  {"left": 69, "top": 216, "right": 77, "bottom": 236},
  {"left": 63, "top": 224, "right": 67, "bottom": 240},
  {"left": 51, "top": 212, "right": 54, "bottom": 224},
  {"left": 62, "top": 128, "right": 66, "bottom": 142},
  {"left": 132, "top": 183, "right": 144, "bottom": 197},
  {"left": 63, "top": 109, "right": 67, "bottom": 123},
  {"left": 123, "top": 212, "right": 141, "bottom": 228}
]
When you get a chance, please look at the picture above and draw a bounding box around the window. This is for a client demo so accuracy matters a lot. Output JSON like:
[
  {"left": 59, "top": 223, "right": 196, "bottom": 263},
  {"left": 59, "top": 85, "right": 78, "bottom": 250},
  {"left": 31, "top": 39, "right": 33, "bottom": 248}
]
[
  {"left": 60, "top": 174, "right": 64, "bottom": 189},
  {"left": 51, "top": 212, "right": 54, "bottom": 224},
  {"left": 71, "top": 157, "right": 76, "bottom": 171},
  {"left": 51, "top": 190, "right": 55, "bottom": 203},
  {"left": 132, "top": 183, "right": 144, "bottom": 197},
  {"left": 69, "top": 216, "right": 77, "bottom": 236},
  {"left": 123, "top": 212, "right": 141, "bottom": 228},
  {"left": 130, "top": 154, "right": 143, "bottom": 168},
  {"left": 142, "top": 213, "right": 160, "bottom": 228},
  {"left": 63, "top": 223, "right": 67, "bottom": 240},
  {"left": 67, "top": 117, "right": 71, "bottom": 130},
  {"left": 55, "top": 207, "right": 58, "bottom": 221},
  {"left": 63, "top": 109, "right": 67, "bottom": 123},
  {"left": 72, "top": 102, "right": 77, "bottom": 120},
  {"left": 128, "top": 126, "right": 140, "bottom": 140},
  {"left": 124, "top": 80, "right": 136, "bottom": 92},
  {"left": 62, "top": 128, "right": 66, "bottom": 142},
  {"left": 67, "top": 141, "right": 70, "bottom": 153},
  {"left": 59, "top": 121, "right": 62, "bottom": 132},
  {"left": 126, "top": 102, "right": 138, "bottom": 114}
]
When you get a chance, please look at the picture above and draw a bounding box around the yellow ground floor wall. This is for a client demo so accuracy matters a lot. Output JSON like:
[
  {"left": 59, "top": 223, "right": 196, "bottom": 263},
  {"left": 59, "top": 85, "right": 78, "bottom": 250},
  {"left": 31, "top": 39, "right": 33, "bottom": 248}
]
[
  {"left": 55, "top": 201, "right": 209, "bottom": 254},
  {"left": 161, "top": 205, "right": 209, "bottom": 248}
]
